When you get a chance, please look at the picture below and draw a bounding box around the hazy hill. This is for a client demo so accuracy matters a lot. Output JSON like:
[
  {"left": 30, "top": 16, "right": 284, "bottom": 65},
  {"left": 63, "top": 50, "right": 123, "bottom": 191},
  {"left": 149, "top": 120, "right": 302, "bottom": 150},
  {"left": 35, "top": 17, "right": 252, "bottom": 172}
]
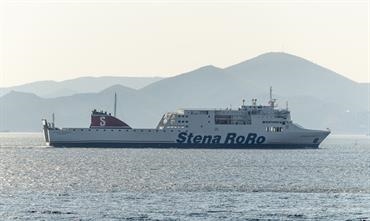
[
  {"left": 225, "top": 52, "right": 366, "bottom": 110},
  {"left": 0, "top": 76, "right": 163, "bottom": 98},
  {"left": 141, "top": 65, "right": 260, "bottom": 107},
  {"left": 0, "top": 52, "right": 368, "bottom": 133}
]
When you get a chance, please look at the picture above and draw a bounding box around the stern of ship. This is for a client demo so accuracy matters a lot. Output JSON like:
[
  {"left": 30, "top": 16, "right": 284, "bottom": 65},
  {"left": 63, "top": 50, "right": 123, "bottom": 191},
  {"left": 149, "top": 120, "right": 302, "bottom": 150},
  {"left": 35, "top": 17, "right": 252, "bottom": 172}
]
[{"left": 42, "top": 119, "right": 50, "bottom": 145}]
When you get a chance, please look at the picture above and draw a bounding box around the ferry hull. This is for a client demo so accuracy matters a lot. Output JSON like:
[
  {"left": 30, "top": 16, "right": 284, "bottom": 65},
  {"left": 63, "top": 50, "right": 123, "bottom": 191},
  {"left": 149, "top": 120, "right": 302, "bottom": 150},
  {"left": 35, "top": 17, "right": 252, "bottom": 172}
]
[
  {"left": 43, "top": 126, "right": 329, "bottom": 149},
  {"left": 47, "top": 141, "right": 320, "bottom": 149}
]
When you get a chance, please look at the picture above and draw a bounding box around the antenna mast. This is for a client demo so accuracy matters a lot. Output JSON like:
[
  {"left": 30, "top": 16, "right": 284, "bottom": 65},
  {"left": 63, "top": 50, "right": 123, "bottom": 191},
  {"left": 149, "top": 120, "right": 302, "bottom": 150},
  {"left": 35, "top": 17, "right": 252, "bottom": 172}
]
[
  {"left": 268, "top": 86, "right": 276, "bottom": 108},
  {"left": 52, "top": 113, "right": 55, "bottom": 128},
  {"left": 114, "top": 93, "right": 117, "bottom": 117},
  {"left": 270, "top": 86, "right": 272, "bottom": 100}
]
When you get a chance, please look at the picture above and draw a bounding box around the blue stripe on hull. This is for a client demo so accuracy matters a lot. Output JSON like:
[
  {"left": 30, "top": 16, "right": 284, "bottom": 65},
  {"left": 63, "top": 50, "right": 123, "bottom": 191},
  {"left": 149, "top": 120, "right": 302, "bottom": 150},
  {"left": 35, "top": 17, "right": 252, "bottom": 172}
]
[{"left": 48, "top": 142, "right": 320, "bottom": 149}]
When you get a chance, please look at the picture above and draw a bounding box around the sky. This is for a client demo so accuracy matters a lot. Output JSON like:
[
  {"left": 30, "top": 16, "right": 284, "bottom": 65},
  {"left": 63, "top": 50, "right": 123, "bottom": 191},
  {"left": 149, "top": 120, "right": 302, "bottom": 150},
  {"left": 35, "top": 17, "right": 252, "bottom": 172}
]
[{"left": 0, "top": 0, "right": 369, "bottom": 87}]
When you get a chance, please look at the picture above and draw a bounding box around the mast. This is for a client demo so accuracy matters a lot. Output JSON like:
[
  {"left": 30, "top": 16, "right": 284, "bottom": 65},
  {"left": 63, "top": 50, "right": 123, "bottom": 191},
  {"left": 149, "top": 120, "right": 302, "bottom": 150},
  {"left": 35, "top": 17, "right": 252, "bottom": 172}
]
[
  {"left": 270, "top": 86, "right": 272, "bottom": 101},
  {"left": 114, "top": 93, "right": 117, "bottom": 117},
  {"left": 52, "top": 113, "right": 55, "bottom": 128},
  {"left": 268, "top": 86, "right": 276, "bottom": 108}
]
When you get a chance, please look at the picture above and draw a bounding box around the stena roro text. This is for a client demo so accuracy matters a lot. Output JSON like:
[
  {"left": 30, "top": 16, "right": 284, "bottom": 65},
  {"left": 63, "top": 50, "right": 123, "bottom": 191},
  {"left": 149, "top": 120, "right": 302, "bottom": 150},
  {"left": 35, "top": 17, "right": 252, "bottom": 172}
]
[{"left": 42, "top": 88, "right": 330, "bottom": 148}]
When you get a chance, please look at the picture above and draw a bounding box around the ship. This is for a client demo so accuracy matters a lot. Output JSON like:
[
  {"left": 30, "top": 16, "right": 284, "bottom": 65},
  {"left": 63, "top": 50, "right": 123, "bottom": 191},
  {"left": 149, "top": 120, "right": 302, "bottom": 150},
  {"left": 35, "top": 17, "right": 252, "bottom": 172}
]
[{"left": 42, "top": 88, "right": 330, "bottom": 148}]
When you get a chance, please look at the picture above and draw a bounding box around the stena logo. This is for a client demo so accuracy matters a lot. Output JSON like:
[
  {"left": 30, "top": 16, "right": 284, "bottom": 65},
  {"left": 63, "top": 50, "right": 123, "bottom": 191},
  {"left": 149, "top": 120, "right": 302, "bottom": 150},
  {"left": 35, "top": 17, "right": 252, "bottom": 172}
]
[
  {"left": 99, "top": 116, "right": 106, "bottom": 126},
  {"left": 176, "top": 132, "right": 266, "bottom": 145}
]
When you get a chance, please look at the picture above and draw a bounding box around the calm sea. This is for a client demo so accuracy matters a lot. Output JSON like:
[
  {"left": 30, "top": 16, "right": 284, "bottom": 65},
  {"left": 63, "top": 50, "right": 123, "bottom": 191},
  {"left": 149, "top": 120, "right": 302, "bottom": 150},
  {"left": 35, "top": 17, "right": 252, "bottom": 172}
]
[{"left": 0, "top": 133, "right": 369, "bottom": 220}]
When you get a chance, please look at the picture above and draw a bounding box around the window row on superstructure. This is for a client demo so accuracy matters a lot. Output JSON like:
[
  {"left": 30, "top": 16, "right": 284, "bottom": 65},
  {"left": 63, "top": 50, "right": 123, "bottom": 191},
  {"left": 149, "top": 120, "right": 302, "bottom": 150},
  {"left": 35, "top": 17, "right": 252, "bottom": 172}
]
[
  {"left": 266, "top": 126, "right": 283, "bottom": 132},
  {"left": 262, "top": 120, "right": 290, "bottom": 124}
]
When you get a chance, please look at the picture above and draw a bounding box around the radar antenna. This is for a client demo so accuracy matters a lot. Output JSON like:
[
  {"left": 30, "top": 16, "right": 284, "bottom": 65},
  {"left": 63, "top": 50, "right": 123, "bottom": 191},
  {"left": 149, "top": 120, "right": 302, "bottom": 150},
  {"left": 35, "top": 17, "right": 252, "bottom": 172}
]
[{"left": 252, "top": 98, "right": 257, "bottom": 106}]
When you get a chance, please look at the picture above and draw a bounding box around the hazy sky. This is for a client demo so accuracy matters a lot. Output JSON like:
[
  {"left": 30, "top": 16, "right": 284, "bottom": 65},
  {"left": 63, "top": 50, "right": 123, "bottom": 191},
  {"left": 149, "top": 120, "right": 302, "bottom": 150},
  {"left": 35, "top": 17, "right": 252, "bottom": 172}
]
[{"left": 1, "top": 0, "right": 369, "bottom": 87}]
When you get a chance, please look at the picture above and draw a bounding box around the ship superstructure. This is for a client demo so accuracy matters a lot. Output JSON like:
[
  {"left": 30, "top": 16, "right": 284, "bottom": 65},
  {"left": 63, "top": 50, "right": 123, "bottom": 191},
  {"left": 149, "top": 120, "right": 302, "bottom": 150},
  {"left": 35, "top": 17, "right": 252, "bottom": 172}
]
[{"left": 42, "top": 89, "right": 330, "bottom": 148}]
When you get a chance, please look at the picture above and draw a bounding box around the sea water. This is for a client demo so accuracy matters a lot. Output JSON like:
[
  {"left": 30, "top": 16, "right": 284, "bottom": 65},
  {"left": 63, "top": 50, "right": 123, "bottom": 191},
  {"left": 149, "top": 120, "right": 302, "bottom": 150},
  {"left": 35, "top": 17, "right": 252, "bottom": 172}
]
[{"left": 0, "top": 133, "right": 369, "bottom": 220}]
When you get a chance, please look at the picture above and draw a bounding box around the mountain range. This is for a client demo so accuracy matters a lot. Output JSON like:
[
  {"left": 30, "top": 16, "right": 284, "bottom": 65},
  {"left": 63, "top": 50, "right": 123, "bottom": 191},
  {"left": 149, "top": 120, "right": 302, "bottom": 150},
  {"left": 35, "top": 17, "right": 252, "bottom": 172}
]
[
  {"left": 0, "top": 76, "right": 163, "bottom": 98},
  {"left": 0, "top": 52, "right": 369, "bottom": 133}
]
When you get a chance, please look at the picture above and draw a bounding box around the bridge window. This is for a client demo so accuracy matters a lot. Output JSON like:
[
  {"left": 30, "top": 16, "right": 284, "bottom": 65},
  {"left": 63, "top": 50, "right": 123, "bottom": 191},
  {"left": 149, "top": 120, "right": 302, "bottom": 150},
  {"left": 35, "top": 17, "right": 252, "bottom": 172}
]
[{"left": 215, "top": 115, "right": 232, "bottom": 124}]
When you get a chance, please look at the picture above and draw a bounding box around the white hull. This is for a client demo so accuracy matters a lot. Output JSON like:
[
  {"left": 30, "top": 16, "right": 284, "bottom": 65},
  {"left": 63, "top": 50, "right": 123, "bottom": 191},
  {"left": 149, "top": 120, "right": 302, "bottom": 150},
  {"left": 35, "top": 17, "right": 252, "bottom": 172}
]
[{"left": 44, "top": 125, "right": 330, "bottom": 148}]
